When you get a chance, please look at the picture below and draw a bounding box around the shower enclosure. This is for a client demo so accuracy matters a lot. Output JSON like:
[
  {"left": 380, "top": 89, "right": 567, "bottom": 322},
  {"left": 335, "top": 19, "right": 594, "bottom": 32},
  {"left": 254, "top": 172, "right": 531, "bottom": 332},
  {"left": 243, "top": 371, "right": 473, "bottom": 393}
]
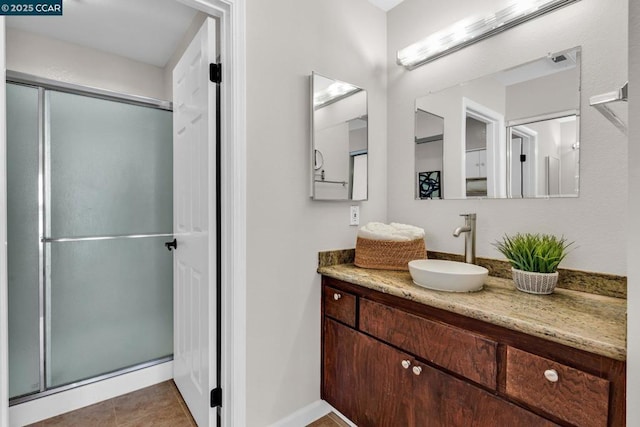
[{"left": 6, "top": 74, "right": 174, "bottom": 403}]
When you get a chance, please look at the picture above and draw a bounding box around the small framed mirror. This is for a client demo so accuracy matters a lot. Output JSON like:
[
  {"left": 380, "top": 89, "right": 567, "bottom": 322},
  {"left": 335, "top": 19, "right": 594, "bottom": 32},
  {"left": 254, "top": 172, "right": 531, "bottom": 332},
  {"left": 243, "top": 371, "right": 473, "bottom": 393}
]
[{"left": 310, "top": 72, "right": 368, "bottom": 201}]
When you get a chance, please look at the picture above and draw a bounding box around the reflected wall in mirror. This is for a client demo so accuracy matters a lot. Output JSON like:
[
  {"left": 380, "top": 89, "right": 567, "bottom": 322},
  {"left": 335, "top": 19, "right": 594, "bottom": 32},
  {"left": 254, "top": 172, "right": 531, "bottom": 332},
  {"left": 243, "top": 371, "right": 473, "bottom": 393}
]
[
  {"left": 311, "top": 72, "right": 368, "bottom": 200},
  {"left": 415, "top": 110, "right": 444, "bottom": 199},
  {"left": 414, "top": 46, "right": 581, "bottom": 199}
]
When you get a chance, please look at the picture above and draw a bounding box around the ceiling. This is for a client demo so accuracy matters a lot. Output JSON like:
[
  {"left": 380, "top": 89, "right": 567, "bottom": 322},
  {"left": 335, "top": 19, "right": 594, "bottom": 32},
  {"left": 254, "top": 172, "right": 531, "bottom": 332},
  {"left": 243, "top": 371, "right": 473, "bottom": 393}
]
[
  {"left": 367, "top": 0, "right": 406, "bottom": 12},
  {"left": 6, "top": 0, "right": 404, "bottom": 67},
  {"left": 6, "top": 0, "right": 199, "bottom": 68}
]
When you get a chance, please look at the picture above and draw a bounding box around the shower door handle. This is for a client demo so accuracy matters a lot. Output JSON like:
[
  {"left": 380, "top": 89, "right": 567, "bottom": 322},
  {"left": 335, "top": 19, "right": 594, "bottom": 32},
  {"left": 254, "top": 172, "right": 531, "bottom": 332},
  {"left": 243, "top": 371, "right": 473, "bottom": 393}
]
[{"left": 164, "top": 238, "right": 177, "bottom": 251}]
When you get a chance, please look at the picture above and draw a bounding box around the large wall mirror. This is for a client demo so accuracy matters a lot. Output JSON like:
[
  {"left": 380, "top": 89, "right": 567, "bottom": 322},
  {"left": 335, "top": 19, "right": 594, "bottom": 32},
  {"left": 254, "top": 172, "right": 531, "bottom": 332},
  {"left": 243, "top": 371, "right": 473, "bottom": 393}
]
[
  {"left": 311, "top": 72, "right": 368, "bottom": 201},
  {"left": 415, "top": 46, "right": 581, "bottom": 199}
]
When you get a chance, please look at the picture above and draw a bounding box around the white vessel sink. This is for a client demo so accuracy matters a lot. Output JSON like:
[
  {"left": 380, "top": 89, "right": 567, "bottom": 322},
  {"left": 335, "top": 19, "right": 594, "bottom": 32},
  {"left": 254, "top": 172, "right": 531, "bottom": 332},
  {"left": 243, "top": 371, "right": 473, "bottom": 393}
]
[{"left": 408, "top": 259, "right": 488, "bottom": 292}]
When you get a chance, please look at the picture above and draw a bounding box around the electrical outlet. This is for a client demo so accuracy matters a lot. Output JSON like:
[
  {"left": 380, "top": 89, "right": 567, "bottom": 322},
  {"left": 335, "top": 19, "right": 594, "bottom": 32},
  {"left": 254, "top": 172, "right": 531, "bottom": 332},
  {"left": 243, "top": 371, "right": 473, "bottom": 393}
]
[{"left": 350, "top": 206, "right": 360, "bottom": 226}]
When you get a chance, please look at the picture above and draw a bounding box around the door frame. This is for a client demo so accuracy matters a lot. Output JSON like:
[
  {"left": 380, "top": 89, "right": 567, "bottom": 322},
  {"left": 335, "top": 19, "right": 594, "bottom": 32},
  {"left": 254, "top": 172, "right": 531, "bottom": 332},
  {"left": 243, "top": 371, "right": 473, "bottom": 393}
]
[
  {"left": 0, "top": 0, "right": 247, "bottom": 425},
  {"left": 462, "top": 97, "right": 507, "bottom": 198},
  {"left": 508, "top": 125, "right": 538, "bottom": 198}
]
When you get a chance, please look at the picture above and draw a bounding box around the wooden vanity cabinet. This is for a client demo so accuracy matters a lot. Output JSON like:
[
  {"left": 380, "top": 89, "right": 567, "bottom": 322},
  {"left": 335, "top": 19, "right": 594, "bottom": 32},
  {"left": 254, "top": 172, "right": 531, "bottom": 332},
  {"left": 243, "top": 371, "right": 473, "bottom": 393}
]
[
  {"left": 324, "top": 317, "right": 557, "bottom": 427},
  {"left": 324, "top": 318, "right": 412, "bottom": 426},
  {"left": 321, "top": 276, "right": 626, "bottom": 427}
]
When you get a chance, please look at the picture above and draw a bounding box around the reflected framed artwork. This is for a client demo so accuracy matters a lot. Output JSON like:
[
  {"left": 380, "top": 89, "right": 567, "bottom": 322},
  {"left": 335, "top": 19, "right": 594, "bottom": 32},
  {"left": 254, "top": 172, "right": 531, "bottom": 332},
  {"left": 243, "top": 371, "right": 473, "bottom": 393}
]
[{"left": 418, "top": 171, "right": 441, "bottom": 199}]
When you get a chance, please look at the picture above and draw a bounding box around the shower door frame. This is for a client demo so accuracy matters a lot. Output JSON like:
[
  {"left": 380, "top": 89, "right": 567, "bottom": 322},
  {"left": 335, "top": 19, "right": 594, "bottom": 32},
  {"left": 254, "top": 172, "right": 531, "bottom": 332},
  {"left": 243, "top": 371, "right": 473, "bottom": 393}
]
[
  {"left": 0, "top": 0, "right": 247, "bottom": 425},
  {"left": 6, "top": 71, "right": 175, "bottom": 405}
]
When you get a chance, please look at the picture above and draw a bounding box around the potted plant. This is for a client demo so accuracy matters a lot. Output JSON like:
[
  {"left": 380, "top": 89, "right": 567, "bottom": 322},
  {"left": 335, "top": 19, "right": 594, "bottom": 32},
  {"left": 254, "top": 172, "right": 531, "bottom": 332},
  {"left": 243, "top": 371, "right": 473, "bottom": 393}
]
[{"left": 493, "top": 233, "right": 573, "bottom": 295}]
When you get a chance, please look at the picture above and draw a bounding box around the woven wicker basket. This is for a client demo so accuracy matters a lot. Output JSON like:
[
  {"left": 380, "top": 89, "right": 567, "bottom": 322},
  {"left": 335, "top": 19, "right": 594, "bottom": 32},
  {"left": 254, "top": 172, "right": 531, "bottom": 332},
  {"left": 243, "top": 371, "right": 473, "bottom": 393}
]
[
  {"left": 354, "top": 237, "right": 426, "bottom": 271},
  {"left": 511, "top": 268, "right": 559, "bottom": 295}
]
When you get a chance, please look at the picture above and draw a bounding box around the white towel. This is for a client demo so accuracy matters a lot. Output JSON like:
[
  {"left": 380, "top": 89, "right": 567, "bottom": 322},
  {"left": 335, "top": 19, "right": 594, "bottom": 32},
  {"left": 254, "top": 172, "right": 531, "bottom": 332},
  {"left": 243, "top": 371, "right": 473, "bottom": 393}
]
[{"left": 358, "top": 222, "right": 425, "bottom": 242}]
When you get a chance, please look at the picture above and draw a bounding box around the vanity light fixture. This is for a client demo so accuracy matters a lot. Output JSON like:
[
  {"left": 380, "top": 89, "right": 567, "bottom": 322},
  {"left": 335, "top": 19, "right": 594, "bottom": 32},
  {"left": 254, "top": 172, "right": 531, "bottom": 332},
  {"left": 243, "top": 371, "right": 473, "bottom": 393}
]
[
  {"left": 397, "top": 0, "right": 581, "bottom": 70},
  {"left": 313, "top": 80, "right": 362, "bottom": 109}
]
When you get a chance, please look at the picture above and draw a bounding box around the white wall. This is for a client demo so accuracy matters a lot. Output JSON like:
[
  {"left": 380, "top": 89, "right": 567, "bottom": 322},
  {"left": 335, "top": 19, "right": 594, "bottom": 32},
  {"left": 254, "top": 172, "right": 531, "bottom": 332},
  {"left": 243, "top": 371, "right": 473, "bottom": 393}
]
[
  {"left": 245, "top": 0, "right": 387, "bottom": 424},
  {"left": 560, "top": 120, "right": 579, "bottom": 195},
  {"left": 505, "top": 67, "right": 580, "bottom": 122},
  {"left": 415, "top": 110, "right": 443, "bottom": 139},
  {"left": 627, "top": 0, "right": 639, "bottom": 423},
  {"left": 387, "top": 0, "right": 628, "bottom": 275},
  {"left": 314, "top": 123, "right": 350, "bottom": 199},
  {"left": 6, "top": 28, "right": 167, "bottom": 101},
  {"left": 415, "top": 143, "right": 443, "bottom": 179},
  {"left": 349, "top": 126, "right": 367, "bottom": 153}
]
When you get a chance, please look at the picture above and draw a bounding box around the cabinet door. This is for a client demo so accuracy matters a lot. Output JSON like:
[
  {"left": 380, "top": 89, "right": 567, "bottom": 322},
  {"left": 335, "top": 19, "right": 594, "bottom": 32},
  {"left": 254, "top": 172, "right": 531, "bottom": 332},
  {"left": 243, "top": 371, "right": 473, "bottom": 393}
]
[
  {"left": 477, "top": 149, "right": 487, "bottom": 177},
  {"left": 505, "top": 346, "right": 610, "bottom": 427},
  {"left": 412, "top": 361, "right": 560, "bottom": 427},
  {"left": 360, "top": 298, "right": 498, "bottom": 389},
  {"left": 465, "top": 150, "right": 487, "bottom": 178},
  {"left": 465, "top": 151, "right": 480, "bottom": 178},
  {"left": 323, "top": 318, "right": 412, "bottom": 427}
]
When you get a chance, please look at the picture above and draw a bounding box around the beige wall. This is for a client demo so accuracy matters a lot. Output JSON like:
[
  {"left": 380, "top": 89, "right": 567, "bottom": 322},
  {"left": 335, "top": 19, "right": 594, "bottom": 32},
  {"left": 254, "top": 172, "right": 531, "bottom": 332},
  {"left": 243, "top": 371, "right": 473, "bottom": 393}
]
[
  {"left": 387, "top": 0, "right": 628, "bottom": 275},
  {"left": 6, "top": 28, "right": 167, "bottom": 100},
  {"left": 628, "top": 0, "right": 639, "bottom": 423},
  {"left": 245, "top": 0, "right": 387, "bottom": 424}
]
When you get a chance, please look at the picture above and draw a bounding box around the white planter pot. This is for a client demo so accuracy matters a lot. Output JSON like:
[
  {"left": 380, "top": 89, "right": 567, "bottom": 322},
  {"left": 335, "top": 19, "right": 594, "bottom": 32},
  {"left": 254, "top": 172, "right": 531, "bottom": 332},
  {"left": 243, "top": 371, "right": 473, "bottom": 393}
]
[{"left": 511, "top": 268, "right": 559, "bottom": 295}]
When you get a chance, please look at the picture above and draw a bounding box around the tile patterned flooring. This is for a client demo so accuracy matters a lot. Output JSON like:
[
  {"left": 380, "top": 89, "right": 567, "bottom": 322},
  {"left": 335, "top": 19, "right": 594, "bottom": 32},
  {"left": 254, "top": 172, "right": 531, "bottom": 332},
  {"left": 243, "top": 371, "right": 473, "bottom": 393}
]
[
  {"left": 27, "top": 381, "right": 346, "bottom": 427},
  {"left": 27, "top": 381, "right": 196, "bottom": 427},
  {"left": 306, "top": 412, "right": 350, "bottom": 427}
]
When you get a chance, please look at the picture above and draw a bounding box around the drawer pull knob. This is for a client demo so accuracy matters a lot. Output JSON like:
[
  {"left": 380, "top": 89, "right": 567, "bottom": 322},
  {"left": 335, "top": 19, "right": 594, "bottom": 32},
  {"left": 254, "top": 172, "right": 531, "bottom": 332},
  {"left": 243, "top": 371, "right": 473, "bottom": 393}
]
[
  {"left": 401, "top": 360, "right": 411, "bottom": 369},
  {"left": 333, "top": 293, "right": 342, "bottom": 300},
  {"left": 544, "top": 369, "right": 559, "bottom": 382},
  {"left": 412, "top": 366, "right": 422, "bottom": 376}
]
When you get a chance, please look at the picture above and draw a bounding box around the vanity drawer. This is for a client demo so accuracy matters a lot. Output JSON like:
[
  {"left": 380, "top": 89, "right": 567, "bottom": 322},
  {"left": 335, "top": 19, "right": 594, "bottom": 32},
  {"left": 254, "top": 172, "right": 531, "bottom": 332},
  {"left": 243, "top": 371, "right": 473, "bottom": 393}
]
[
  {"left": 359, "top": 298, "right": 497, "bottom": 389},
  {"left": 506, "top": 346, "right": 610, "bottom": 427},
  {"left": 323, "top": 285, "right": 356, "bottom": 327}
]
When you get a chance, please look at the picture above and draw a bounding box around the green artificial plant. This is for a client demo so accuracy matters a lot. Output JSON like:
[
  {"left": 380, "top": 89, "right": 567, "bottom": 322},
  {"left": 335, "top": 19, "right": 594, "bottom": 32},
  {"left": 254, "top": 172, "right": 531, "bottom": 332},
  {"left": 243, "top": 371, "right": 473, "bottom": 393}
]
[{"left": 493, "top": 233, "right": 573, "bottom": 274}]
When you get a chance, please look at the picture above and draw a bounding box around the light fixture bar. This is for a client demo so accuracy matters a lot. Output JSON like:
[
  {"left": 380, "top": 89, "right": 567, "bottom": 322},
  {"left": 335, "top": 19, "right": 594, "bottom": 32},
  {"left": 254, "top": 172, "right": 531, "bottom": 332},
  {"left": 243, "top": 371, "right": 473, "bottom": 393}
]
[
  {"left": 397, "top": 0, "right": 581, "bottom": 70},
  {"left": 313, "top": 81, "right": 362, "bottom": 109}
]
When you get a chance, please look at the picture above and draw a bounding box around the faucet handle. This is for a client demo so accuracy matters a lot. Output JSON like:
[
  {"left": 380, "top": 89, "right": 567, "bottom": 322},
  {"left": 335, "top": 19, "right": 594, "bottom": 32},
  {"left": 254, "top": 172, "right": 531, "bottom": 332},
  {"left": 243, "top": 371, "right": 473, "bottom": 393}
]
[{"left": 460, "top": 213, "right": 476, "bottom": 219}]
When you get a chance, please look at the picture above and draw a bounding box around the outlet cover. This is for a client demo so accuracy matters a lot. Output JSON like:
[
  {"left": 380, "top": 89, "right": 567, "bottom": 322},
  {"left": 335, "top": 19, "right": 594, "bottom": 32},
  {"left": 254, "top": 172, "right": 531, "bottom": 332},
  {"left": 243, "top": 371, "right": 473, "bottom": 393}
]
[{"left": 350, "top": 206, "right": 360, "bottom": 226}]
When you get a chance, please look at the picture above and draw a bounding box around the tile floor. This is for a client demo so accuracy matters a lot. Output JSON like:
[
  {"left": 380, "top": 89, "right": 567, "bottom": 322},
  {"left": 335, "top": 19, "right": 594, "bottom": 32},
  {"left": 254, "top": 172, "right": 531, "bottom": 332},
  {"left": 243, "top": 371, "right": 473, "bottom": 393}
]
[
  {"left": 27, "top": 381, "right": 346, "bottom": 427},
  {"left": 27, "top": 381, "right": 196, "bottom": 427},
  {"left": 306, "top": 412, "right": 350, "bottom": 427}
]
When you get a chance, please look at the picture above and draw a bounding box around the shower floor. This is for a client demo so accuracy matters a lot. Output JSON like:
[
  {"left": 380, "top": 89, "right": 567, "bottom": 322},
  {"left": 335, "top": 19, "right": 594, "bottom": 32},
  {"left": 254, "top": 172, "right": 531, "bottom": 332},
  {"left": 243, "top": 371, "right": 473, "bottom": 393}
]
[{"left": 26, "top": 380, "right": 196, "bottom": 426}]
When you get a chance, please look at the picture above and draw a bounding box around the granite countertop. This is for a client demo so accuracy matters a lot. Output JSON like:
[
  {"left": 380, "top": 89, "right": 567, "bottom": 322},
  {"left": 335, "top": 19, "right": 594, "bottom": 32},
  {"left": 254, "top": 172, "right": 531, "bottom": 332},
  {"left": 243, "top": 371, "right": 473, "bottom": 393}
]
[{"left": 318, "top": 263, "right": 627, "bottom": 361}]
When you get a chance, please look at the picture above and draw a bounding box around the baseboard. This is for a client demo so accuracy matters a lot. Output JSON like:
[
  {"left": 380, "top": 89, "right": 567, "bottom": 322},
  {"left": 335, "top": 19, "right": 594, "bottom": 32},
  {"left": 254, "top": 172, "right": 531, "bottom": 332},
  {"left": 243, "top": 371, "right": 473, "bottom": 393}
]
[
  {"left": 267, "top": 400, "right": 356, "bottom": 427},
  {"left": 8, "top": 361, "right": 173, "bottom": 427}
]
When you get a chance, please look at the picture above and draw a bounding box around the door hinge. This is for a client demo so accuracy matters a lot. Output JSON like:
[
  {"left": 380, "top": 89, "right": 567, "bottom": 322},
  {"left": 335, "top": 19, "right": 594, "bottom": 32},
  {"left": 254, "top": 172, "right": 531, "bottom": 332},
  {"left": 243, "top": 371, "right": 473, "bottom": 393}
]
[
  {"left": 520, "top": 154, "right": 527, "bottom": 162},
  {"left": 210, "top": 63, "right": 222, "bottom": 84},
  {"left": 210, "top": 387, "right": 222, "bottom": 408}
]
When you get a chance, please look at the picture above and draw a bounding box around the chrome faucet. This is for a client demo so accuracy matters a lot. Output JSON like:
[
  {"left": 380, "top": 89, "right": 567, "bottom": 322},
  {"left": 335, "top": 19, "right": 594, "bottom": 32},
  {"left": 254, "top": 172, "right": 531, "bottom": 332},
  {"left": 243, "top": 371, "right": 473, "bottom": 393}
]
[{"left": 453, "top": 213, "right": 476, "bottom": 264}]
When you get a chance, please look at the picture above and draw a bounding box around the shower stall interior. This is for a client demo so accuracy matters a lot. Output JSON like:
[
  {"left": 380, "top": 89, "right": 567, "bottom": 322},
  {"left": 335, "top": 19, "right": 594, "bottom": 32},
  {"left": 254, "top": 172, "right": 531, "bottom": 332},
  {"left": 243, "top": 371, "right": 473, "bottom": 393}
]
[{"left": 6, "top": 75, "right": 174, "bottom": 403}]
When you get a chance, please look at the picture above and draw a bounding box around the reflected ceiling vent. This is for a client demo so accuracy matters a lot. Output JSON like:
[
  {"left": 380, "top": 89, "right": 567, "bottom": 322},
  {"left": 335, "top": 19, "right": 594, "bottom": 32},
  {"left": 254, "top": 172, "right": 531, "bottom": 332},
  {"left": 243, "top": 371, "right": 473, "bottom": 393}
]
[{"left": 493, "top": 47, "right": 579, "bottom": 86}]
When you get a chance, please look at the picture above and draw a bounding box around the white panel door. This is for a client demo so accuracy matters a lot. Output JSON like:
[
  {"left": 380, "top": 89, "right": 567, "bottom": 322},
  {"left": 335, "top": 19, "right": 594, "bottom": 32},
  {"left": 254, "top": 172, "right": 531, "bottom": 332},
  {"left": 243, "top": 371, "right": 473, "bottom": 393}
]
[{"left": 173, "top": 17, "right": 217, "bottom": 427}]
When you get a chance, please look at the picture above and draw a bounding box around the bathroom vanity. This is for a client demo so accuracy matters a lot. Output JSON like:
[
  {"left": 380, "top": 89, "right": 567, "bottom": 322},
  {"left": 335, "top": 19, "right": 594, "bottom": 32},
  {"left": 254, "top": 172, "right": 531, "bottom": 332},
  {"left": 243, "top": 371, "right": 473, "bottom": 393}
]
[{"left": 318, "top": 264, "right": 626, "bottom": 427}]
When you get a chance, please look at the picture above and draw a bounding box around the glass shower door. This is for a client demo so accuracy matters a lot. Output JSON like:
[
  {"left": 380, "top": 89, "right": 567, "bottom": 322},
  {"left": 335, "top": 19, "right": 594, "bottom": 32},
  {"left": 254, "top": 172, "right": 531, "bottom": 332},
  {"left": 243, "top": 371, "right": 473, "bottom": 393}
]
[
  {"left": 8, "top": 81, "right": 174, "bottom": 400},
  {"left": 7, "top": 83, "right": 41, "bottom": 398},
  {"left": 44, "top": 90, "right": 174, "bottom": 388}
]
